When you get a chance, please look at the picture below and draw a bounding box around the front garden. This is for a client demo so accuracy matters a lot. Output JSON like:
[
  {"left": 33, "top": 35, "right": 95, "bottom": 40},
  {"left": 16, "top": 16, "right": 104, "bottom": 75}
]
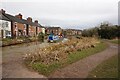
[
  {"left": 1, "top": 32, "right": 45, "bottom": 47},
  {"left": 1, "top": 36, "right": 38, "bottom": 47}
]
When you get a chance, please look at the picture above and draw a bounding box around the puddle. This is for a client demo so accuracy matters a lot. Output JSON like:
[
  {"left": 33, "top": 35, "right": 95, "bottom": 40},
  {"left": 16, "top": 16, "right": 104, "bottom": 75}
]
[{"left": 110, "top": 46, "right": 118, "bottom": 48}]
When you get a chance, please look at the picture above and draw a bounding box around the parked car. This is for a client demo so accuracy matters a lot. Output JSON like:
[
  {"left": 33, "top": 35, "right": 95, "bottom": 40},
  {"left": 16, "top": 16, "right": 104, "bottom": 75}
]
[
  {"left": 6, "top": 34, "right": 11, "bottom": 38},
  {"left": 48, "top": 34, "right": 59, "bottom": 43},
  {"left": 48, "top": 34, "right": 53, "bottom": 42},
  {"left": 53, "top": 35, "right": 59, "bottom": 41}
]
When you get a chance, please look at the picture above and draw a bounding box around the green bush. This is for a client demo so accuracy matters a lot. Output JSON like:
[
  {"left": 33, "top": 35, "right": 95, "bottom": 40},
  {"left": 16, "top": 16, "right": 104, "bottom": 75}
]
[{"left": 38, "top": 32, "right": 45, "bottom": 42}]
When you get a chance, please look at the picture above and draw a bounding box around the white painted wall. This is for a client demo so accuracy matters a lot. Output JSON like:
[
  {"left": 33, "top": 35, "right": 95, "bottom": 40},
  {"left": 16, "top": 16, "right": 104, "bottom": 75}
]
[
  {"left": 0, "top": 20, "right": 11, "bottom": 38},
  {"left": 42, "top": 28, "right": 45, "bottom": 34}
]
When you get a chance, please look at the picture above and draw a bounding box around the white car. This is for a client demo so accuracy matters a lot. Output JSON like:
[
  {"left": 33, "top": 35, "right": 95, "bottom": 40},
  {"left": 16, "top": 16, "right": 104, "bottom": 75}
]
[
  {"left": 6, "top": 34, "right": 11, "bottom": 38},
  {"left": 53, "top": 35, "right": 59, "bottom": 41}
]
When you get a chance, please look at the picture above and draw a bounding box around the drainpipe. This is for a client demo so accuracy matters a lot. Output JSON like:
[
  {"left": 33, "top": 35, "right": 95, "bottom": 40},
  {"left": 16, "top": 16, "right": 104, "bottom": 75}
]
[{"left": 11, "top": 21, "right": 14, "bottom": 38}]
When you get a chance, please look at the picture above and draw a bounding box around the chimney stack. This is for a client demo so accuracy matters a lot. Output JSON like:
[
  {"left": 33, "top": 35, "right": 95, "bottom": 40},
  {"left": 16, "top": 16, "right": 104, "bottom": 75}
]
[
  {"left": 34, "top": 20, "right": 38, "bottom": 23},
  {"left": 0, "top": 9, "right": 5, "bottom": 13},
  {"left": 27, "top": 17, "right": 32, "bottom": 22},
  {"left": 15, "top": 13, "right": 22, "bottom": 19}
]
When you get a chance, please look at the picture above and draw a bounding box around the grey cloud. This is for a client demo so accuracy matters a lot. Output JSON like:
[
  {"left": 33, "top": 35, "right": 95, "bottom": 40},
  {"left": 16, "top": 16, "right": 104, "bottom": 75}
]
[{"left": 1, "top": 0, "right": 119, "bottom": 29}]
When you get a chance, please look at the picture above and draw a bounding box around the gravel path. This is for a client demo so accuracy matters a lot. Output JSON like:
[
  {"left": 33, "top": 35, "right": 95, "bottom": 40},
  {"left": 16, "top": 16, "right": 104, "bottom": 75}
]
[
  {"left": 49, "top": 42, "right": 118, "bottom": 78},
  {"left": 1, "top": 39, "right": 68, "bottom": 79},
  {"left": 1, "top": 42, "right": 50, "bottom": 78}
]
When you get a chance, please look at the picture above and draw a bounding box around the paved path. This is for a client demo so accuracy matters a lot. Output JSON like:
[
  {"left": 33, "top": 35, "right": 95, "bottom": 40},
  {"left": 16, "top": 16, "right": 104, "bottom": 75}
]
[
  {"left": 49, "top": 42, "right": 118, "bottom": 78},
  {"left": 1, "top": 42, "right": 50, "bottom": 78}
]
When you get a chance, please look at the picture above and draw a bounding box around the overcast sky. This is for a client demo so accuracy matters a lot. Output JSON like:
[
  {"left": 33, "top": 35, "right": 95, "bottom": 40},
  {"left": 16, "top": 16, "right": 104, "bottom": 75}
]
[{"left": 1, "top": 0, "right": 119, "bottom": 29}]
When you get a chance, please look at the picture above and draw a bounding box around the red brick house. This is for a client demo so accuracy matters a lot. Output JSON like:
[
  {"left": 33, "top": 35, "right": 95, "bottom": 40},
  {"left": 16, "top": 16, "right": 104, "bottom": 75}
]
[
  {"left": 46, "top": 27, "right": 62, "bottom": 35},
  {"left": 26, "top": 17, "right": 36, "bottom": 37},
  {"left": 64, "top": 29, "right": 82, "bottom": 36},
  {"left": 34, "top": 20, "right": 42, "bottom": 34},
  {"left": 0, "top": 9, "right": 43, "bottom": 38}
]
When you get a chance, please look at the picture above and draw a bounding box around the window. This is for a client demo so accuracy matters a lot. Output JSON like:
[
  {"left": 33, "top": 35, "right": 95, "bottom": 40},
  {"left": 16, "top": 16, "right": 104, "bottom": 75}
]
[
  {"left": 23, "top": 29, "right": 26, "bottom": 36},
  {"left": 14, "top": 22, "right": 17, "bottom": 25},
  {"left": 14, "top": 22, "right": 17, "bottom": 29},
  {"left": 15, "top": 25, "right": 16, "bottom": 28},
  {"left": 2, "top": 22, "right": 9, "bottom": 29},
  {"left": 18, "top": 29, "right": 23, "bottom": 36},
  {"left": 5, "top": 30, "right": 11, "bottom": 37},
  {"left": 24, "top": 24, "right": 26, "bottom": 30}
]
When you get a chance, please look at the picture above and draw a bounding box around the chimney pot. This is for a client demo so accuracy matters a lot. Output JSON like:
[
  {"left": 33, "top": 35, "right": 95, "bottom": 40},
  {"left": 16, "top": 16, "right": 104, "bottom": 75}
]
[
  {"left": 0, "top": 9, "right": 5, "bottom": 13},
  {"left": 27, "top": 17, "right": 32, "bottom": 22},
  {"left": 15, "top": 13, "right": 22, "bottom": 19},
  {"left": 34, "top": 20, "right": 38, "bottom": 23}
]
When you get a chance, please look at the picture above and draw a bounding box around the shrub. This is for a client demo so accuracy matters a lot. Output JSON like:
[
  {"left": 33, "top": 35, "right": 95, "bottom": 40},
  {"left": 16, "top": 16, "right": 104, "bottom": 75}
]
[{"left": 38, "top": 32, "right": 45, "bottom": 42}]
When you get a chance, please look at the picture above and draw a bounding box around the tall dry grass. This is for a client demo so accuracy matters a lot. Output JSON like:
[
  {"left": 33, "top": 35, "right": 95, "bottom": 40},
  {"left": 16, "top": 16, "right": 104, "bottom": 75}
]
[{"left": 24, "top": 37, "right": 99, "bottom": 65}]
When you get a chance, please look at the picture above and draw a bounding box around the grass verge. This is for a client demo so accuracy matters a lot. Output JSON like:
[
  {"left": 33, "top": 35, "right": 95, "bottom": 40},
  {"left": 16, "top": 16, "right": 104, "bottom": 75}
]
[
  {"left": 26, "top": 42, "right": 107, "bottom": 76},
  {"left": 110, "top": 39, "right": 120, "bottom": 44},
  {"left": 87, "top": 55, "right": 118, "bottom": 78}
]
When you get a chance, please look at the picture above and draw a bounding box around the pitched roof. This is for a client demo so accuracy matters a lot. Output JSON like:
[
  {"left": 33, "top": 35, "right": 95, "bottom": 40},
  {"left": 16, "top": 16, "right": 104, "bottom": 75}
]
[
  {"left": 0, "top": 12, "right": 42, "bottom": 27},
  {"left": 46, "top": 27, "right": 61, "bottom": 29},
  {"left": 0, "top": 13, "right": 10, "bottom": 21},
  {"left": 65, "top": 29, "right": 82, "bottom": 31}
]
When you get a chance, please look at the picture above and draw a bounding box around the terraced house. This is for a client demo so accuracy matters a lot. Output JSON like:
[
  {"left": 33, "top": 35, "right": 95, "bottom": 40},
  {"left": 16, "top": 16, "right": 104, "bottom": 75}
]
[
  {"left": 64, "top": 29, "right": 82, "bottom": 36},
  {"left": 46, "top": 27, "right": 62, "bottom": 35},
  {"left": 0, "top": 9, "right": 44, "bottom": 38}
]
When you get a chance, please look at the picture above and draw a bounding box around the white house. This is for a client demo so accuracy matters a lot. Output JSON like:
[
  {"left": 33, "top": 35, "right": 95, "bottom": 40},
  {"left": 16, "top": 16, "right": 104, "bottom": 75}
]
[{"left": 0, "top": 20, "right": 11, "bottom": 38}]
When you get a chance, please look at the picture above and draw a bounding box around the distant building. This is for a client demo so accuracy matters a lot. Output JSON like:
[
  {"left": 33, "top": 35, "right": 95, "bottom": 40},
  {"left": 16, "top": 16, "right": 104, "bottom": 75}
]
[
  {"left": 64, "top": 29, "right": 82, "bottom": 36},
  {"left": 0, "top": 9, "right": 43, "bottom": 38},
  {"left": 46, "top": 27, "right": 62, "bottom": 35}
]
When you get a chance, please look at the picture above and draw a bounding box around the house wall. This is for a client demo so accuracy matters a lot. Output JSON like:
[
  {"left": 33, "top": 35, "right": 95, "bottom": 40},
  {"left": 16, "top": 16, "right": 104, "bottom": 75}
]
[
  {"left": 53, "top": 29, "right": 57, "bottom": 35},
  {"left": 12, "top": 22, "right": 26, "bottom": 37},
  {"left": 41, "top": 28, "right": 45, "bottom": 34},
  {"left": 46, "top": 27, "right": 62, "bottom": 35},
  {"left": 12, "top": 22, "right": 39, "bottom": 37},
  {"left": 77, "top": 31, "right": 82, "bottom": 35},
  {"left": 37, "top": 27, "right": 42, "bottom": 34},
  {"left": 29, "top": 25, "right": 36, "bottom": 37},
  {"left": 0, "top": 20, "right": 11, "bottom": 38},
  {"left": 65, "top": 29, "right": 82, "bottom": 36},
  {"left": 46, "top": 29, "right": 51, "bottom": 34},
  {"left": 32, "top": 26, "right": 36, "bottom": 36}
]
